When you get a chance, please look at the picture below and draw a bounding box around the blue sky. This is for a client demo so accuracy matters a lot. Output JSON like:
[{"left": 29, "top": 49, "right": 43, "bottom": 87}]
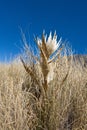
[{"left": 0, "top": 0, "right": 87, "bottom": 61}]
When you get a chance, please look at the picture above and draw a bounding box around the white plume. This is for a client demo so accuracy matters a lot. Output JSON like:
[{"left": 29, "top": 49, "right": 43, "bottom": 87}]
[{"left": 37, "top": 31, "right": 62, "bottom": 56}]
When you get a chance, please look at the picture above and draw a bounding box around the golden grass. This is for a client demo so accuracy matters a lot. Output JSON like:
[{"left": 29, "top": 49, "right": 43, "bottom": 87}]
[
  {"left": 0, "top": 55, "right": 87, "bottom": 130},
  {"left": 0, "top": 56, "right": 87, "bottom": 130},
  {"left": 0, "top": 61, "right": 29, "bottom": 130},
  {"left": 0, "top": 33, "right": 87, "bottom": 130}
]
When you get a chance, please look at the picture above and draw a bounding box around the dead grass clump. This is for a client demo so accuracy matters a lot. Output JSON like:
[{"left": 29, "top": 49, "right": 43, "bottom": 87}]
[
  {"left": 0, "top": 61, "right": 29, "bottom": 130},
  {"left": 21, "top": 32, "right": 87, "bottom": 129},
  {"left": 0, "top": 32, "right": 87, "bottom": 130}
]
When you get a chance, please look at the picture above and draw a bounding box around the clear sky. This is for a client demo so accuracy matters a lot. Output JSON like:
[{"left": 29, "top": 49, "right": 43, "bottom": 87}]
[{"left": 0, "top": 0, "right": 87, "bottom": 61}]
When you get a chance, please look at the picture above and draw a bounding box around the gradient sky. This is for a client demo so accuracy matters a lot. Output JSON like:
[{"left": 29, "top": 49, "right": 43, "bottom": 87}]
[{"left": 0, "top": 0, "right": 87, "bottom": 61}]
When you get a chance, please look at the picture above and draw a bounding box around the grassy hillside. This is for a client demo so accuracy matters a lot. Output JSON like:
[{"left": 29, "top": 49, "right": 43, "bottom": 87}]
[
  {"left": 0, "top": 56, "right": 87, "bottom": 130},
  {"left": 0, "top": 33, "right": 87, "bottom": 130}
]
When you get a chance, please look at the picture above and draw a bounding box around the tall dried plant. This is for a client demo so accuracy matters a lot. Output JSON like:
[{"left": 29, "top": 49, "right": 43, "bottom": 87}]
[
  {"left": 21, "top": 31, "right": 63, "bottom": 95},
  {"left": 20, "top": 31, "right": 69, "bottom": 129},
  {"left": 20, "top": 31, "right": 87, "bottom": 130}
]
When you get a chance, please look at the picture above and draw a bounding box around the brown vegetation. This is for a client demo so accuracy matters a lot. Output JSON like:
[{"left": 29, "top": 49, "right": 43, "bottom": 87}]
[{"left": 0, "top": 32, "right": 87, "bottom": 130}]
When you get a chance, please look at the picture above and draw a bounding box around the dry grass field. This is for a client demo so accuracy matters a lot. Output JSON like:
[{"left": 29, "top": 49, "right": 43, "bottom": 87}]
[{"left": 0, "top": 32, "right": 87, "bottom": 130}]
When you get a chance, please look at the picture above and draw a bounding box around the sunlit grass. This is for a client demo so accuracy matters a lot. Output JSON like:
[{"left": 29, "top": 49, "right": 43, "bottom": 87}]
[{"left": 0, "top": 32, "right": 87, "bottom": 130}]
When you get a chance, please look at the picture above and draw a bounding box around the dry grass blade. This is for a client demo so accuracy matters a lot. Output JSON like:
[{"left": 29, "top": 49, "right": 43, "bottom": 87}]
[
  {"left": 42, "top": 33, "right": 49, "bottom": 59},
  {"left": 20, "top": 57, "right": 39, "bottom": 86},
  {"left": 25, "top": 47, "right": 39, "bottom": 63},
  {"left": 40, "top": 46, "right": 48, "bottom": 65},
  {"left": 48, "top": 46, "right": 64, "bottom": 64},
  {"left": 34, "top": 37, "right": 41, "bottom": 50},
  {"left": 20, "top": 57, "right": 45, "bottom": 96},
  {"left": 60, "top": 72, "right": 69, "bottom": 86}
]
